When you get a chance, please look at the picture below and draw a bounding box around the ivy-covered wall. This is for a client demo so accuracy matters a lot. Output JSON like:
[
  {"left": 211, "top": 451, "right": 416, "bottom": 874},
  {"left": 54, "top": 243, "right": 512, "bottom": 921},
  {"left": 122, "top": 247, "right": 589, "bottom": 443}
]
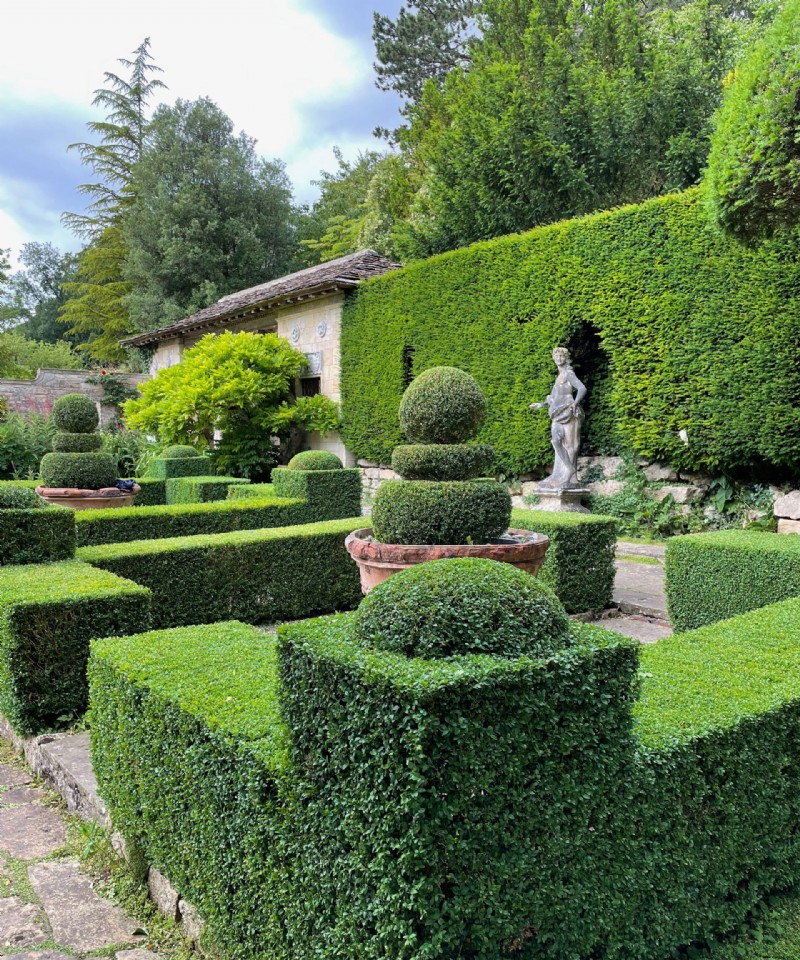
[{"left": 340, "top": 189, "right": 800, "bottom": 477}]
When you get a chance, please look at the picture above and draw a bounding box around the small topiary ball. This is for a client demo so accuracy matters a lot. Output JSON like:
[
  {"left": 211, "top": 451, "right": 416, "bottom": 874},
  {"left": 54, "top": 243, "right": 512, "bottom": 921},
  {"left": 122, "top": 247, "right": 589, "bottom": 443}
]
[
  {"left": 0, "top": 485, "right": 46, "bottom": 510},
  {"left": 399, "top": 367, "right": 487, "bottom": 444},
  {"left": 354, "top": 557, "right": 571, "bottom": 660},
  {"left": 161, "top": 445, "right": 201, "bottom": 459},
  {"left": 287, "top": 450, "right": 343, "bottom": 471},
  {"left": 52, "top": 394, "right": 99, "bottom": 434}
]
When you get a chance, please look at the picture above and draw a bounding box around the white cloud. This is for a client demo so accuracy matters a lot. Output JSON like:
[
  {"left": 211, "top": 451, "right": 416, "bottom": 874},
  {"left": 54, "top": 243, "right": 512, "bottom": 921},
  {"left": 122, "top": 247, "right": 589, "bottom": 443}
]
[{"left": 1, "top": 0, "right": 369, "bottom": 164}]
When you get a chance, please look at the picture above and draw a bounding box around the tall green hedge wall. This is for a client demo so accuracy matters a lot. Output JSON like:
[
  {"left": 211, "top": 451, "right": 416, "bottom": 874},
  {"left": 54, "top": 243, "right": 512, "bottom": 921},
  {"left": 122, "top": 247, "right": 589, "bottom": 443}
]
[{"left": 341, "top": 189, "right": 800, "bottom": 476}]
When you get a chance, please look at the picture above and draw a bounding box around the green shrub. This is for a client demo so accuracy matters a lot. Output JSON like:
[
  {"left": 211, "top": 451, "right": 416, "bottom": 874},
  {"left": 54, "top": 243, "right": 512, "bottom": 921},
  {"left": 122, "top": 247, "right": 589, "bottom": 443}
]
[
  {"left": 0, "top": 505, "right": 76, "bottom": 566},
  {"left": 39, "top": 451, "right": 117, "bottom": 489},
  {"left": 0, "top": 412, "right": 56, "bottom": 480},
  {"left": 705, "top": 0, "right": 800, "bottom": 241},
  {"left": 79, "top": 517, "right": 364, "bottom": 628},
  {"left": 228, "top": 483, "right": 274, "bottom": 500},
  {"left": 341, "top": 189, "right": 800, "bottom": 476},
  {"left": 510, "top": 508, "right": 617, "bottom": 613},
  {"left": 372, "top": 478, "right": 510, "bottom": 544},
  {"left": 0, "top": 560, "right": 150, "bottom": 732},
  {"left": 398, "top": 366, "right": 486, "bottom": 444},
  {"left": 271, "top": 467, "right": 362, "bottom": 521},
  {"left": 0, "top": 485, "right": 44, "bottom": 510},
  {"left": 161, "top": 444, "right": 200, "bottom": 459},
  {"left": 665, "top": 529, "right": 800, "bottom": 631},
  {"left": 391, "top": 443, "right": 492, "bottom": 480},
  {"left": 51, "top": 394, "right": 98, "bottom": 433},
  {"left": 354, "top": 557, "right": 571, "bottom": 658},
  {"left": 74, "top": 496, "right": 307, "bottom": 547},
  {"left": 146, "top": 455, "right": 213, "bottom": 479},
  {"left": 89, "top": 622, "right": 291, "bottom": 959},
  {"left": 128, "top": 477, "right": 166, "bottom": 506},
  {"left": 166, "top": 475, "right": 249, "bottom": 504},
  {"left": 52, "top": 432, "right": 103, "bottom": 453},
  {"left": 287, "top": 450, "right": 342, "bottom": 471}
]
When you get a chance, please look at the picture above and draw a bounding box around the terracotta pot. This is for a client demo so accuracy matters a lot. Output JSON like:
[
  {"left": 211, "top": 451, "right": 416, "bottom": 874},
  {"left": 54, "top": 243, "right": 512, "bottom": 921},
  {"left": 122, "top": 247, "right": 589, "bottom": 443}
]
[
  {"left": 36, "top": 485, "right": 140, "bottom": 511},
  {"left": 345, "top": 527, "right": 550, "bottom": 594}
]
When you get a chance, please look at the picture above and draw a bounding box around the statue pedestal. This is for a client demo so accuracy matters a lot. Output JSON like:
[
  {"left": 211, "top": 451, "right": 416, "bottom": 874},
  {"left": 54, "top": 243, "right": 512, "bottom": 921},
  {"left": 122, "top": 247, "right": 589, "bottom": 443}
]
[{"left": 531, "top": 486, "right": 589, "bottom": 513}]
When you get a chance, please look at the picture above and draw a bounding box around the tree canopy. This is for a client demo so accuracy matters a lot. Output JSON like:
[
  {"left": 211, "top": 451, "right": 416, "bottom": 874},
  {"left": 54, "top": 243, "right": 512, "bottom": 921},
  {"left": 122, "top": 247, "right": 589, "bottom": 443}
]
[
  {"left": 123, "top": 98, "right": 299, "bottom": 329},
  {"left": 705, "top": 0, "right": 800, "bottom": 241},
  {"left": 123, "top": 331, "right": 339, "bottom": 477}
]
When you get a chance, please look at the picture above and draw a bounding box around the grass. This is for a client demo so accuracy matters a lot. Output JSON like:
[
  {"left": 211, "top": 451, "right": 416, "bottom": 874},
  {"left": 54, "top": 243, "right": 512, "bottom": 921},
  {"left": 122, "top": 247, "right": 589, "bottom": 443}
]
[{"left": 618, "top": 554, "right": 662, "bottom": 566}]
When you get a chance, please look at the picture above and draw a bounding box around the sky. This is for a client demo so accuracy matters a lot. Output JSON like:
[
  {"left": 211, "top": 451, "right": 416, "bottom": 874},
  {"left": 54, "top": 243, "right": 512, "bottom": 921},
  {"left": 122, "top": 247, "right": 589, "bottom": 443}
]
[{"left": 0, "top": 0, "right": 404, "bottom": 267}]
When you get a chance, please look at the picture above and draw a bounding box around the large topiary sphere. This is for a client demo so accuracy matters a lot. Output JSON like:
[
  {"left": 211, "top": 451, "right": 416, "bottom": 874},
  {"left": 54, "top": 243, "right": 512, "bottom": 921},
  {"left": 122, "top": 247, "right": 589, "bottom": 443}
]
[
  {"left": 52, "top": 394, "right": 99, "bottom": 434},
  {"left": 399, "top": 367, "right": 486, "bottom": 444},
  {"left": 161, "top": 445, "right": 201, "bottom": 459},
  {"left": 40, "top": 452, "right": 117, "bottom": 490},
  {"left": 372, "top": 478, "right": 511, "bottom": 545},
  {"left": 354, "top": 557, "right": 571, "bottom": 659},
  {"left": 0, "top": 485, "right": 46, "bottom": 510},
  {"left": 287, "top": 450, "right": 343, "bottom": 471}
]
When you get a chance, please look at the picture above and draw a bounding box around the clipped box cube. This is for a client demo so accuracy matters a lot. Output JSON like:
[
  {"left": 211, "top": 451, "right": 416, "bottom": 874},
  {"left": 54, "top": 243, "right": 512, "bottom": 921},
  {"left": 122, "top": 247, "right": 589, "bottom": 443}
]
[
  {"left": 147, "top": 455, "right": 213, "bottom": 479},
  {"left": 0, "top": 505, "right": 76, "bottom": 566},
  {"left": 0, "top": 560, "right": 151, "bottom": 733}
]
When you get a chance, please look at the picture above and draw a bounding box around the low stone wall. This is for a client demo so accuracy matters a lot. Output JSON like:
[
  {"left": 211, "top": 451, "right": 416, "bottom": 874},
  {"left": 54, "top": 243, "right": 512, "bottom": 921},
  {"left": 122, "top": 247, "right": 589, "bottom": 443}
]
[
  {"left": 776, "top": 491, "right": 800, "bottom": 534},
  {"left": 0, "top": 369, "right": 147, "bottom": 428}
]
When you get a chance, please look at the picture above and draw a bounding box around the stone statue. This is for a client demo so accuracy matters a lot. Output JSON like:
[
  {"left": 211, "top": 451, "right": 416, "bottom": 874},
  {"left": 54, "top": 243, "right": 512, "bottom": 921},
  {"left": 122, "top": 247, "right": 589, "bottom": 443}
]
[{"left": 529, "top": 347, "right": 586, "bottom": 491}]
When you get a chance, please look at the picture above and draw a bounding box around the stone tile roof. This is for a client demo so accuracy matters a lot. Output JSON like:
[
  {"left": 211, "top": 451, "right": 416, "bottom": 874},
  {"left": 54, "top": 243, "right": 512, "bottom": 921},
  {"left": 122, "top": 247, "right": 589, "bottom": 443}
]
[{"left": 121, "top": 249, "right": 401, "bottom": 348}]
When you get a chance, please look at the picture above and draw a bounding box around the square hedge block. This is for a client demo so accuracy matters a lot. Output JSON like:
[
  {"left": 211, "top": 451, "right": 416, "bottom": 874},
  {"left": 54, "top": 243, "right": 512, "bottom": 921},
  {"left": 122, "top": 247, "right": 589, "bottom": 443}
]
[
  {"left": 147, "top": 456, "right": 213, "bottom": 480},
  {"left": 271, "top": 468, "right": 362, "bottom": 521},
  {"left": 0, "top": 560, "right": 151, "bottom": 733},
  {"left": 166, "top": 476, "right": 250, "bottom": 504},
  {"left": 0, "top": 506, "right": 76, "bottom": 566}
]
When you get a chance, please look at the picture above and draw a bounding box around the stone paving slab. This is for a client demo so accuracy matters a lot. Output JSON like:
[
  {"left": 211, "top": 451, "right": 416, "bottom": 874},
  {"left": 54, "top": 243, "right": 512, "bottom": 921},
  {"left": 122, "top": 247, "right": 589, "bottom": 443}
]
[
  {"left": 117, "top": 950, "right": 164, "bottom": 960},
  {"left": 28, "top": 860, "right": 146, "bottom": 953},
  {"left": 11, "top": 952, "right": 73, "bottom": 960},
  {"left": 1, "top": 786, "right": 47, "bottom": 806},
  {"left": 0, "top": 896, "right": 47, "bottom": 949},
  {"left": 590, "top": 614, "right": 672, "bottom": 644},
  {"left": 0, "top": 804, "right": 68, "bottom": 859},
  {"left": 613, "top": 558, "right": 667, "bottom": 619},
  {"left": 0, "top": 766, "right": 32, "bottom": 788}
]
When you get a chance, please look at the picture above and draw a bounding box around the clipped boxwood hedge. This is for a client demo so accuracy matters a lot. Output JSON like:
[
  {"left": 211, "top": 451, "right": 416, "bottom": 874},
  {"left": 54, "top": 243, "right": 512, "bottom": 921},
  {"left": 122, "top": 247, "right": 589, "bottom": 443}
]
[
  {"left": 79, "top": 517, "right": 364, "bottom": 629},
  {"left": 391, "top": 443, "right": 493, "bottom": 481},
  {"left": 271, "top": 467, "right": 361, "bottom": 521},
  {"left": 39, "top": 451, "right": 117, "bottom": 489},
  {"left": 0, "top": 560, "right": 150, "bottom": 733},
  {"left": 90, "top": 595, "right": 800, "bottom": 960},
  {"left": 510, "top": 508, "right": 617, "bottom": 613},
  {"left": 74, "top": 496, "right": 307, "bottom": 547},
  {"left": 0, "top": 505, "right": 76, "bottom": 566},
  {"left": 165, "top": 475, "right": 250, "bottom": 504},
  {"left": 147, "top": 455, "right": 213, "bottom": 479},
  {"left": 665, "top": 529, "right": 800, "bottom": 631},
  {"left": 228, "top": 483, "right": 274, "bottom": 500},
  {"left": 341, "top": 189, "right": 800, "bottom": 476},
  {"left": 128, "top": 477, "right": 167, "bottom": 506}
]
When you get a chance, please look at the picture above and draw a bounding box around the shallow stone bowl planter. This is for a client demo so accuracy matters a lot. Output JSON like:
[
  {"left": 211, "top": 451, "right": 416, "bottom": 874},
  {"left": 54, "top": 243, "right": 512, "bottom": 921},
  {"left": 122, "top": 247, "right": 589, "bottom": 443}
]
[
  {"left": 345, "top": 527, "right": 550, "bottom": 594},
  {"left": 36, "top": 485, "right": 141, "bottom": 511}
]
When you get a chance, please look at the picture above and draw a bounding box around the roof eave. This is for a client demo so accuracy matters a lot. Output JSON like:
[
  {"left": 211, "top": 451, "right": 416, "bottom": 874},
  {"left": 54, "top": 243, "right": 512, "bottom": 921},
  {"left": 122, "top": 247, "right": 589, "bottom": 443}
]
[{"left": 121, "top": 279, "right": 359, "bottom": 348}]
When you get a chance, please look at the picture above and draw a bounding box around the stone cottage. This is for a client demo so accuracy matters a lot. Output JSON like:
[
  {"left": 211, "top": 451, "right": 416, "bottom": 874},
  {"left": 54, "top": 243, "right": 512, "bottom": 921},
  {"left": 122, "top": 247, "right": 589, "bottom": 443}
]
[{"left": 122, "top": 250, "right": 400, "bottom": 464}]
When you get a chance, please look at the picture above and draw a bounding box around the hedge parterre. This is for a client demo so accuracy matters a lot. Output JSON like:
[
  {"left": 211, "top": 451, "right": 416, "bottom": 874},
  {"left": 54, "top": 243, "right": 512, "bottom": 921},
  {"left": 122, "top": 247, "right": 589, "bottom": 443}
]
[
  {"left": 665, "top": 529, "right": 800, "bottom": 631},
  {"left": 90, "top": 595, "right": 800, "bottom": 959},
  {"left": 74, "top": 496, "right": 308, "bottom": 547},
  {"left": 0, "top": 560, "right": 150, "bottom": 733},
  {"left": 79, "top": 517, "right": 364, "bottom": 629},
  {"left": 271, "top": 467, "right": 362, "bottom": 521},
  {"left": 165, "top": 475, "right": 249, "bottom": 504}
]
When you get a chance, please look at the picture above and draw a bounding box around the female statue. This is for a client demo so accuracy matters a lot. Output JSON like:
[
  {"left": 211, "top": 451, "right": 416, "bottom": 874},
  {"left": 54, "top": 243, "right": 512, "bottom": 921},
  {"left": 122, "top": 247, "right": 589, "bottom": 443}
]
[{"left": 529, "top": 347, "right": 586, "bottom": 490}]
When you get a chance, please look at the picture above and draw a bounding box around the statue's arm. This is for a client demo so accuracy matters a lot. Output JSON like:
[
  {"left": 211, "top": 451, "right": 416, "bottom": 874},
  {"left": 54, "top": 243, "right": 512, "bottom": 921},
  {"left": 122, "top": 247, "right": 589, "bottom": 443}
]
[
  {"left": 568, "top": 371, "right": 587, "bottom": 406},
  {"left": 529, "top": 391, "right": 554, "bottom": 411}
]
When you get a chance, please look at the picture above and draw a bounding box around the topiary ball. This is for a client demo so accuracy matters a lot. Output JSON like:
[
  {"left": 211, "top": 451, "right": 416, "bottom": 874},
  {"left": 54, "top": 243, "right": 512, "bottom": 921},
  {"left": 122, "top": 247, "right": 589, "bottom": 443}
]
[
  {"left": 354, "top": 557, "right": 571, "bottom": 659},
  {"left": 52, "top": 394, "right": 99, "bottom": 434},
  {"left": 287, "top": 450, "right": 343, "bottom": 470},
  {"left": 399, "top": 367, "right": 486, "bottom": 444},
  {"left": 0, "top": 485, "right": 46, "bottom": 510},
  {"left": 161, "top": 445, "right": 201, "bottom": 459}
]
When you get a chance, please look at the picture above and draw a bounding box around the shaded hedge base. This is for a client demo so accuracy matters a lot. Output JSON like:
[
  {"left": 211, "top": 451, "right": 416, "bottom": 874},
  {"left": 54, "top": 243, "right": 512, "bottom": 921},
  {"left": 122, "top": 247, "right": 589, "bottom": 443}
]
[{"left": 90, "top": 596, "right": 800, "bottom": 960}]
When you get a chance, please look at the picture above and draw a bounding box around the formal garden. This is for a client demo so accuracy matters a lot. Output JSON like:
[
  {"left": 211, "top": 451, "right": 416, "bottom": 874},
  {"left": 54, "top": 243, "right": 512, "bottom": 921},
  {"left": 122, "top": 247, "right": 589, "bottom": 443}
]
[{"left": 2, "top": 1, "right": 800, "bottom": 958}]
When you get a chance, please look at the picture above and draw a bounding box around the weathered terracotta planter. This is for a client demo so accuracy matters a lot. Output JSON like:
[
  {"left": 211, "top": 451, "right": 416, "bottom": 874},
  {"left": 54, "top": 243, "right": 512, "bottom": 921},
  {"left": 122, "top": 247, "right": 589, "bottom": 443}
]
[
  {"left": 36, "top": 485, "right": 140, "bottom": 511},
  {"left": 345, "top": 527, "right": 550, "bottom": 594}
]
